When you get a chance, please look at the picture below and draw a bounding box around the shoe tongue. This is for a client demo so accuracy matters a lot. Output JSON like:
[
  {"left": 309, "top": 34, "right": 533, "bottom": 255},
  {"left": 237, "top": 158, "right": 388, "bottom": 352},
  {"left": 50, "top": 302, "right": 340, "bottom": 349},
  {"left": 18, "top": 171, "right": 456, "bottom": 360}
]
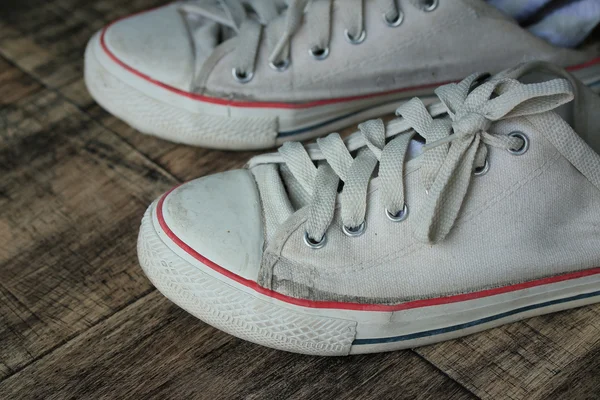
[
  {"left": 184, "top": 15, "right": 235, "bottom": 69},
  {"left": 181, "top": 0, "right": 285, "bottom": 68},
  {"left": 180, "top": 1, "right": 244, "bottom": 68}
]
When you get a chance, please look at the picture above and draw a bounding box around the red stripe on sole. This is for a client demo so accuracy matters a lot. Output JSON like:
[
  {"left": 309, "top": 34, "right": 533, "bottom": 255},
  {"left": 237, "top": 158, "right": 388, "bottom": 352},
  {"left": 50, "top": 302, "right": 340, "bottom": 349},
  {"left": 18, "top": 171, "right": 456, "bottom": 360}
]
[{"left": 155, "top": 188, "right": 600, "bottom": 312}]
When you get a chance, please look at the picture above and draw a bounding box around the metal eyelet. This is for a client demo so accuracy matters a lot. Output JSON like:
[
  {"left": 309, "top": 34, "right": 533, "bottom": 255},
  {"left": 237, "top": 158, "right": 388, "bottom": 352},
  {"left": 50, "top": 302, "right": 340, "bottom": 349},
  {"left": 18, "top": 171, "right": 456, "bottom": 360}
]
[
  {"left": 309, "top": 46, "right": 330, "bottom": 60},
  {"left": 304, "top": 231, "right": 326, "bottom": 249},
  {"left": 383, "top": 10, "right": 404, "bottom": 27},
  {"left": 474, "top": 159, "right": 490, "bottom": 176},
  {"left": 232, "top": 68, "right": 253, "bottom": 83},
  {"left": 386, "top": 204, "right": 409, "bottom": 222},
  {"left": 342, "top": 221, "right": 366, "bottom": 237},
  {"left": 344, "top": 29, "right": 367, "bottom": 45},
  {"left": 421, "top": 0, "right": 439, "bottom": 12},
  {"left": 508, "top": 132, "right": 530, "bottom": 156},
  {"left": 269, "top": 59, "right": 290, "bottom": 72}
]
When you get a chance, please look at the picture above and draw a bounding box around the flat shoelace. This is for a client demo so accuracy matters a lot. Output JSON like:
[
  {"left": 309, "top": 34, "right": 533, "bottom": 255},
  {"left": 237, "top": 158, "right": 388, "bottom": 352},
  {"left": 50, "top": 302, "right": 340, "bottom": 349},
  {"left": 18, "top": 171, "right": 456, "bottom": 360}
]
[
  {"left": 180, "top": 0, "right": 438, "bottom": 80},
  {"left": 276, "top": 75, "right": 575, "bottom": 245}
]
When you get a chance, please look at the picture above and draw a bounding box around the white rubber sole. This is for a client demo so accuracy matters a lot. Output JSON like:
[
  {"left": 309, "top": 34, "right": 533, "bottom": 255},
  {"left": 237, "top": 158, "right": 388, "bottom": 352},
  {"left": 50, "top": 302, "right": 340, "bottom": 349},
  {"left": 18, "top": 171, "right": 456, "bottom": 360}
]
[{"left": 138, "top": 201, "right": 600, "bottom": 356}]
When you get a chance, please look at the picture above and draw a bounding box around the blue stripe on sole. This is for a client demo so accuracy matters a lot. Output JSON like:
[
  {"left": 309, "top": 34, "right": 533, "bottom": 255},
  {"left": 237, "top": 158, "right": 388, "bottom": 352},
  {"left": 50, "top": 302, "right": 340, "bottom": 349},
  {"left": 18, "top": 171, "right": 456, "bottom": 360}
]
[
  {"left": 277, "top": 99, "right": 403, "bottom": 138},
  {"left": 353, "top": 289, "right": 600, "bottom": 345}
]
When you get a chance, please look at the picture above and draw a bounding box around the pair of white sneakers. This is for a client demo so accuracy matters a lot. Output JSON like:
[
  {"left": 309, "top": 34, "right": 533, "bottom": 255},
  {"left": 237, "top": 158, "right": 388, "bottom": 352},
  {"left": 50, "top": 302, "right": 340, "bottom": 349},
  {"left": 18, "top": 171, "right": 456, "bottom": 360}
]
[{"left": 86, "top": 0, "right": 600, "bottom": 355}]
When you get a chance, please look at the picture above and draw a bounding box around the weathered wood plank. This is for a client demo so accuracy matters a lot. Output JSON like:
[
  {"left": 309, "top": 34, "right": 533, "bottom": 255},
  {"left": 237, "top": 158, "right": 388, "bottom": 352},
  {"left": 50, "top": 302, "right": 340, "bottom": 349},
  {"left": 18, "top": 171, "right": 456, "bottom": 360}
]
[
  {"left": 418, "top": 305, "right": 600, "bottom": 399},
  {"left": 0, "top": 0, "right": 170, "bottom": 88},
  {"left": 0, "top": 58, "right": 42, "bottom": 105},
  {"left": 156, "top": 146, "right": 259, "bottom": 181},
  {"left": 0, "top": 0, "right": 180, "bottom": 164},
  {"left": 0, "top": 86, "right": 175, "bottom": 378},
  {"left": 0, "top": 291, "right": 477, "bottom": 400}
]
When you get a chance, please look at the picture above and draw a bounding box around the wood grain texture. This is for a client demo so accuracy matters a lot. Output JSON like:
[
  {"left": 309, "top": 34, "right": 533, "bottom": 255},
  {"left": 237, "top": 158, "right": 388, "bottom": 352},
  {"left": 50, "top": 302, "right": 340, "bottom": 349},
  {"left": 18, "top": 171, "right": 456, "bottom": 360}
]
[
  {"left": 0, "top": 292, "right": 476, "bottom": 400},
  {"left": 0, "top": 58, "right": 42, "bottom": 105},
  {"left": 0, "top": 0, "right": 182, "bottom": 169},
  {"left": 418, "top": 305, "right": 600, "bottom": 400},
  {"left": 0, "top": 84, "right": 175, "bottom": 378},
  {"left": 0, "top": 0, "right": 170, "bottom": 88}
]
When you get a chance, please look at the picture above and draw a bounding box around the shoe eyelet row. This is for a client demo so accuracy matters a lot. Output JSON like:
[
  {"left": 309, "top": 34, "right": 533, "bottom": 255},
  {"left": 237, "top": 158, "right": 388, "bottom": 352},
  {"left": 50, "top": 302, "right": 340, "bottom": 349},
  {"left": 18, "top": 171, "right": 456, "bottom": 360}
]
[
  {"left": 508, "top": 131, "right": 530, "bottom": 156},
  {"left": 233, "top": 2, "right": 440, "bottom": 82},
  {"left": 305, "top": 131, "right": 530, "bottom": 248},
  {"left": 384, "top": 0, "right": 437, "bottom": 27},
  {"left": 304, "top": 205, "right": 410, "bottom": 249}
]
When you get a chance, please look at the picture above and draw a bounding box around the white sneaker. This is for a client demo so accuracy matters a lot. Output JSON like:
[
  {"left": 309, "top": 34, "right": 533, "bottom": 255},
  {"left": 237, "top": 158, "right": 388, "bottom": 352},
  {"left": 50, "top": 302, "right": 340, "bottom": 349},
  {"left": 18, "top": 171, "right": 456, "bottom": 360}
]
[
  {"left": 137, "top": 61, "right": 600, "bottom": 355},
  {"left": 86, "top": 0, "right": 600, "bottom": 150}
]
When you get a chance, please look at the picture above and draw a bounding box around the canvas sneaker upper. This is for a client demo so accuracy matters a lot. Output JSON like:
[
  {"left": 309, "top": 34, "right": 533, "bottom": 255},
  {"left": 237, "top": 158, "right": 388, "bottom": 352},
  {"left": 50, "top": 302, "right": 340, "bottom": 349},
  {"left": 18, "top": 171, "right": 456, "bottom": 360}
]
[
  {"left": 160, "top": 61, "right": 600, "bottom": 305},
  {"left": 102, "top": 0, "right": 597, "bottom": 102}
]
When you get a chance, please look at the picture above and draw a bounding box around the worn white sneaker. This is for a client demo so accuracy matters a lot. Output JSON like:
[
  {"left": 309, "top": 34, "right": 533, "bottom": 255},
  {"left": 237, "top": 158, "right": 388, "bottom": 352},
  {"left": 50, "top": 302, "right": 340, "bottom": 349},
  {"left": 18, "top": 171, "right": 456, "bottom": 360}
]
[
  {"left": 86, "top": 0, "right": 600, "bottom": 150},
  {"left": 137, "top": 61, "right": 600, "bottom": 355}
]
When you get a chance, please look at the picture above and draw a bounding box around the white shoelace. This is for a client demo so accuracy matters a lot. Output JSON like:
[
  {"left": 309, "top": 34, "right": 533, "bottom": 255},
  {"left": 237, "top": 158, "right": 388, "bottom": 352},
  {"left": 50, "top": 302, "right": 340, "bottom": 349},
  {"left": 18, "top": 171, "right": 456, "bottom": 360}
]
[
  {"left": 180, "top": 0, "right": 440, "bottom": 82},
  {"left": 252, "top": 74, "right": 575, "bottom": 246}
]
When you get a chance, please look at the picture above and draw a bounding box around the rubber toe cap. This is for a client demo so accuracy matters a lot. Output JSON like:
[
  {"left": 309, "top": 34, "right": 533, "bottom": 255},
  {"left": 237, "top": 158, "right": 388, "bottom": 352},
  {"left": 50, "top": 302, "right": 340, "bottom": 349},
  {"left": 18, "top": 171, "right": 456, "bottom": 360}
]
[
  {"left": 103, "top": 4, "right": 194, "bottom": 91},
  {"left": 159, "top": 170, "right": 265, "bottom": 281}
]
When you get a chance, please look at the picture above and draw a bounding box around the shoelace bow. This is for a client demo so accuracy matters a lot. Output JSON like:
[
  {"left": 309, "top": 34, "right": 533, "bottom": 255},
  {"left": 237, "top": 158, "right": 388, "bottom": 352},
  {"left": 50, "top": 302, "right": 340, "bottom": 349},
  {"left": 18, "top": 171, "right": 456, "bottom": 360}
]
[
  {"left": 277, "top": 74, "right": 574, "bottom": 245},
  {"left": 180, "top": 0, "right": 439, "bottom": 81}
]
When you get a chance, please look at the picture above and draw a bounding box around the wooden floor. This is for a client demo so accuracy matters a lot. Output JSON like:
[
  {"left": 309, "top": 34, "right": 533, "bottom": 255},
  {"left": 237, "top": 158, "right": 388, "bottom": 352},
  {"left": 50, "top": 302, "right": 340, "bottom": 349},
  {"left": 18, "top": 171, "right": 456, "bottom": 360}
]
[{"left": 1, "top": 1, "right": 600, "bottom": 399}]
